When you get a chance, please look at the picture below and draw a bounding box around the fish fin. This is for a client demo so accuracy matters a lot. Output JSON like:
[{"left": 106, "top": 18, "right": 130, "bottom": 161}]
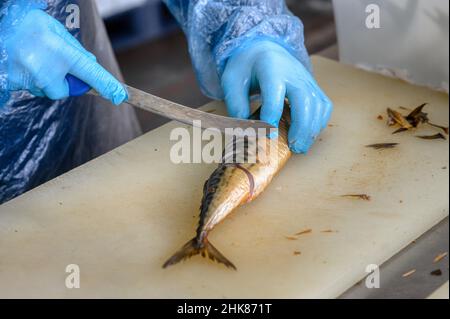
[
  {"left": 204, "top": 240, "right": 237, "bottom": 270},
  {"left": 162, "top": 238, "right": 237, "bottom": 270}
]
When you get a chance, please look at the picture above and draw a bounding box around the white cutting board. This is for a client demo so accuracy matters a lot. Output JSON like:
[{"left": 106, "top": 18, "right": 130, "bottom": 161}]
[
  {"left": 428, "top": 282, "right": 449, "bottom": 299},
  {"left": 0, "top": 57, "right": 448, "bottom": 298}
]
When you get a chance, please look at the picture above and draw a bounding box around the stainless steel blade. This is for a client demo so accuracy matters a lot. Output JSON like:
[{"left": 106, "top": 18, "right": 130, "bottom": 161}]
[{"left": 109, "top": 85, "right": 275, "bottom": 134}]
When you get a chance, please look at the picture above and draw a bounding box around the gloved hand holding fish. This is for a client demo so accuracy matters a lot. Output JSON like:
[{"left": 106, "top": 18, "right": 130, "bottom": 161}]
[
  {"left": 164, "top": 0, "right": 333, "bottom": 154},
  {"left": 221, "top": 40, "right": 333, "bottom": 154}
]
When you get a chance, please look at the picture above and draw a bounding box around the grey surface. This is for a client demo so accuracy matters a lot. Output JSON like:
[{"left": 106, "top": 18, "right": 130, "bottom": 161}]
[{"left": 340, "top": 217, "right": 449, "bottom": 299}]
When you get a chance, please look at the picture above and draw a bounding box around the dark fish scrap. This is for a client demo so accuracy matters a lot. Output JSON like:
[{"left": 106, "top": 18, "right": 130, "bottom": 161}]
[
  {"left": 406, "top": 103, "right": 429, "bottom": 127},
  {"left": 416, "top": 133, "right": 447, "bottom": 140},
  {"left": 366, "top": 143, "right": 399, "bottom": 150},
  {"left": 430, "top": 269, "right": 443, "bottom": 276},
  {"left": 428, "top": 123, "right": 449, "bottom": 135},
  {"left": 387, "top": 103, "right": 449, "bottom": 136}
]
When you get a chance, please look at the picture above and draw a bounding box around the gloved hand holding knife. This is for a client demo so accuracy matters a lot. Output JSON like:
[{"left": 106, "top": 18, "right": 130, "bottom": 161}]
[{"left": 0, "top": 7, "right": 127, "bottom": 105}]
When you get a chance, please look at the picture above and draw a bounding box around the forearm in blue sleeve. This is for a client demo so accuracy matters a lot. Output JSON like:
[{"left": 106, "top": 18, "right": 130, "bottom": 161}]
[
  {"left": 163, "top": 0, "right": 311, "bottom": 100},
  {"left": 0, "top": 0, "right": 48, "bottom": 107}
]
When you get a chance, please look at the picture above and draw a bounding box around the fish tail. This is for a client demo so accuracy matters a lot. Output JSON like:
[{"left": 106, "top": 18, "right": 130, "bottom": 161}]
[{"left": 162, "top": 238, "right": 236, "bottom": 270}]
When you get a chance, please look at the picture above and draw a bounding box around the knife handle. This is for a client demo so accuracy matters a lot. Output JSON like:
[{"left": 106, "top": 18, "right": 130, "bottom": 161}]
[{"left": 66, "top": 74, "right": 91, "bottom": 97}]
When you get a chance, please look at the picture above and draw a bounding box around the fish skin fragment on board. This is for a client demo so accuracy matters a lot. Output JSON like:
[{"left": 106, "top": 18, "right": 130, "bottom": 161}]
[
  {"left": 387, "top": 103, "right": 449, "bottom": 136},
  {"left": 392, "top": 127, "right": 409, "bottom": 135},
  {"left": 402, "top": 269, "right": 416, "bottom": 278},
  {"left": 366, "top": 143, "right": 399, "bottom": 150},
  {"left": 416, "top": 133, "right": 447, "bottom": 140},
  {"left": 428, "top": 123, "right": 449, "bottom": 135},
  {"left": 433, "top": 252, "right": 448, "bottom": 263},
  {"left": 387, "top": 108, "right": 413, "bottom": 129},
  {"left": 342, "top": 194, "right": 371, "bottom": 201},
  {"left": 406, "top": 103, "right": 429, "bottom": 127},
  {"left": 430, "top": 269, "right": 442, "bottom": 276},
  {"left": 295, "top": 229, "right": 312, "bottom": 236}
]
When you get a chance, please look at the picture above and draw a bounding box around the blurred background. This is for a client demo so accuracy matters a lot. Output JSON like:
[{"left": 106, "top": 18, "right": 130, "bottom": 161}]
[{"left": 95, "top": 0, "right": 338, "bottom": 132}]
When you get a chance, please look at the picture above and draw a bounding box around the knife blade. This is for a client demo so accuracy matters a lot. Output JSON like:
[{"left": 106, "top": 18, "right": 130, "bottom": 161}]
[
  {"left": 66, "top": 75, "right": 275, "bottom": 134},
  {"left": 122, "top": 85, "right": 275, "bottom": 133}
]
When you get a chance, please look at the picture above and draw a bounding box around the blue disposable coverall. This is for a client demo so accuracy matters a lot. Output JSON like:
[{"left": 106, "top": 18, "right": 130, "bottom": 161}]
[
  {"left": 0, "top": 0, "right": 332, "bottom": 204},
  {"left": 0, "top": 0, "right": 141, "bottom": 204}
]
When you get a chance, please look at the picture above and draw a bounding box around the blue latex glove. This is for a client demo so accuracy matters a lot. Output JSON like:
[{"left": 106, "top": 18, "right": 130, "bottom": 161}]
[
  {"left": 222, "top": 40, "right": 333, "bottom": 154},
  {"left": 164, "top": 0, "right": 332, "bottom": 153},
  {"left": 0, "top": 4, "right": 127, "bottom": 105}
]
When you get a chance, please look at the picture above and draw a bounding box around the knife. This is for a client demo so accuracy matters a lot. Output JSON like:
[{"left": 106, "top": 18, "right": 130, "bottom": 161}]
[{"left": 66, "top": 75, "right": 275, "bottom": 134}]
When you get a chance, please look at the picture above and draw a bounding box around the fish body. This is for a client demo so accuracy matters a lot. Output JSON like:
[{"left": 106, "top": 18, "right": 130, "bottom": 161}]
[{"left": 163, "top": 109, "right": 292, "bottom": 270}]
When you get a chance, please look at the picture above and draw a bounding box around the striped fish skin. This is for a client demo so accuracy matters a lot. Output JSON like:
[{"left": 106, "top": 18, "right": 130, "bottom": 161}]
[{"left": 163, "top": 109, "right": 292, "bottom": 270}]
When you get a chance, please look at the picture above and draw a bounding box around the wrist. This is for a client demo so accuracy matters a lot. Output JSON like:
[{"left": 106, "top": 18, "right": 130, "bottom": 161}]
[
  {"left": 0, "top": 1, "right": 48, "bottom": 96},
  {"left": 0, "top": 0, "right": 47, "bottom": 34},
  {"left": 221, "top": 37, "right": 296, "bottom": 75},
  {"left": 238, "top": 38, "right": 292, "bottom": 56}
]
